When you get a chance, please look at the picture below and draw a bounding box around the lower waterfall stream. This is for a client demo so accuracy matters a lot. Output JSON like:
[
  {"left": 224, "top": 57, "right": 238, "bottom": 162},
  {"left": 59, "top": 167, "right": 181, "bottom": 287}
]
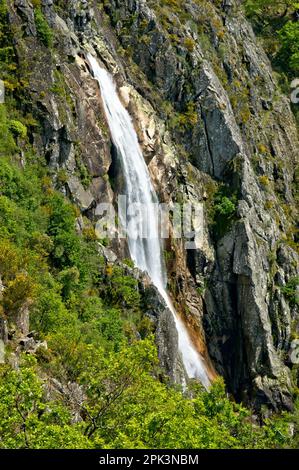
[{"left": 88, "top": 53, "right": 211, "bottom": 389}]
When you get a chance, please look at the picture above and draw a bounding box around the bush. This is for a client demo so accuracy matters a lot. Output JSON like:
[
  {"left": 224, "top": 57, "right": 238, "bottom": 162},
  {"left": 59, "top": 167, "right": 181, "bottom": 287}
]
[
  {"left": 259, "top": 175, "right": 270, "bottom": 187},
  {"left": 184, "top": 37, "right": 196, "bottom": 52},
  {"left": 0, "top": 357, "right": 90, "bottom": 448},
  {"left": 244, "top": 0, "right": 299, "bottom": 76},
  {"left": 104, "top": 265, "right": 141, "bottom": 310},
  {"left": 280, "top": 276, "right": 299, "bottom": 306},
  {"left": 214, "top": 196, "right": 236, "bottom": 217},
  {"left": 2, "top": 272, "right": 36, "bottom": 316},
  {"left": 0, "top": 106, "right": 16, "bottom": 155},
  {"left": 8, "top": 120, "right": 27, "bottom": 139},
  {"left": 210, "top": 187, "right": 238, "bottom": 239},
  {"left": 58, "top": 266, "right": 80, "bottom": 299},
  {"left": 279, "top": 21, "right": 299, "bottom": 73},
  {"left": 34, "top": 8, "right": 53, "bottom": 47},
  {"left": 0, "top": 156, "right": 44, "bottom": 213},
  {"left": 31, "top": 284, "right": 75, "bottom": 334}
]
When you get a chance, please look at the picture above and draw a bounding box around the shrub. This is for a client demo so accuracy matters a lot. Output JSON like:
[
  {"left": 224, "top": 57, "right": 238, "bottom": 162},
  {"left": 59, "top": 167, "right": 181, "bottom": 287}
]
[
  {"left": 258, "top": 143, "right": 269, "bottom": 154},
  {"left": 8, "top": 119, "right": 27, "bottom": 139},
  {"left": 280, "top": 276, "right": 299, "bottom": 307},
  {"left": 170, "top": 102, "right": 198, "bottom": 131},
  {"left": 184, "top": 37, "right": 196, "bottom": 52},
  {"left": 0, "top": 106, "right": 16, "bottom": 154},
  {"left": 279, "top": 21, "right": 299, "bottom": 73},
  {"left": 259, "top": 175, "right": 270, "bottom": 187},
  {"left": 210, "top": 186, "right": 238, "bottom": 239},
  {"left": 0, "top": 156, "right": 43, "bottom": 209},
  {"left": 2, "top": 272, "right": 36, "bottom": 316},
  {"left": 0, "top": 357, "right": 90, "bottom": 448},
  {"left": 58, "top": 266, "right": 80, "bottom": 299},
  {"left": 245, "top": 0, "right": 299, "bottom": 76},
  {"left": 102, "top": 265, "right": 141, "bottom": 310},
  {"left": 0, "top": 239, "right": 21, "bottom": 281},
  {"left": 31, "top": 285, "right": 74, "bottom": 334},
  {"left": 215, "top": 196, "right": 236, "bottom": 217},
  {"left": 34, "top": 8, "right": 53, "bottom": 47}
]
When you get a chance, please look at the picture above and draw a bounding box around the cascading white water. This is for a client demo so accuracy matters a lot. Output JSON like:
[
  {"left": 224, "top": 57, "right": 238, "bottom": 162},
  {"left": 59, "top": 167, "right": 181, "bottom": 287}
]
[{"left": 88, "top": 53, "right": 211, "bottom": 389}]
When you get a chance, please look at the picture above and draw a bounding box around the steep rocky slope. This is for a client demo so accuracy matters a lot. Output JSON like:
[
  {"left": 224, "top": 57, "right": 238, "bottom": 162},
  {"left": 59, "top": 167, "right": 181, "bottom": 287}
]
[{"left": 4, "top": 0, "right": 299, "bottom": 412}]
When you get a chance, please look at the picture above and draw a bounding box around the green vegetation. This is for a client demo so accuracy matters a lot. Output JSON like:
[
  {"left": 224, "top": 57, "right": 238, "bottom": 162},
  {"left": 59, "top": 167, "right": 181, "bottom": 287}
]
[
  {"left": 34, "top": 7, "right": 53, "bottom": 47},
  {"left": 161, "top": 101, "right": 198, "bottom": 132},
  {"left": 75, "top": 153, "right": 92, "bottom": 189},
  {"left": 8, "top": 119, "right": 27, "bottom": 139},
  {"left": 0, "top": 0, "right": 299, "bottom": 450},
  {"left": 280, "top": 276, "right": 299, "bottom": 307},
  {"left": 0, "top": 0, "right": 19, "bottom": 93},
  {"left": 245, "top": 0, "right": 299, "bottom": 75},
  {"left": 184, "top": 37, "right": 196, "bottom": 52},
  {"left": 0, "top": 356, "right": 90, "bottom": 449},
  {"left": 0, "top": 348, "right": 298, "bottom": 448},
  {"left": 0, "top": 75, "right": 297, "bottom": 453},
  {"left": 279, "top": 21, "right": 299, "bottom": 73},
  {"left": 259, "top": 175, "right": 271, "bottom": 188},
  {"left": 209, "top": 185, "right": 238, "bottom": 239}
]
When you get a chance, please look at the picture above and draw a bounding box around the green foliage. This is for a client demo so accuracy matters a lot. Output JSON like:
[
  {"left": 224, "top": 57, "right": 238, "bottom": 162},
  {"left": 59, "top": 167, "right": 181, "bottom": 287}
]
[
  {"left": 184, "top": 37, "right": 196, "bottom": 52},
  {"left": 3, "top": 272, "right": 36, "bottom": 316},
  {"left": 280, "top": 276, "right": 299, "bottom": 306},
  {"left": 0, "top": 357, "right": 90, "bottom": 448},
  {"left": 245, "top": 0, "right": 299, "bottom": 76},
  {"left": 1, "top": 0, "right": 299, "bottom": 449},
  {"left": 169, "top": 102, "right": 198, "bottom": 131},
  {"left": 31, "top": 281, "right": 71, "bottom": 334},
  {"left": 245, "top": 1, "right": 298, "bottom": 17},
  {"left": 34, "top": 8, "right": 53, "bottom": 47},
  {"left": 56, "top": 340, "right": 294, "bottom": 448},
  {"left": 209, "top": 186, "right": 238, "bottom": 239},
  {"left": 259, "top": 175, "right": 271, "bottom": 188},
  {"left": 214, "top": 196, "right": 236, "bottom": 217},
  {"left": 279, "top": 21, "right": 299, "bottom": 73},
  {"left": 8, "top": 120, "right": 27, "bottom": 139},
  {"left": 0, "top": 106, "right": 17, "bottom": 155},
  {"left": 58, "top": 266, "right": 80, "bottom": 299},
  {"left": 0, "top": 339, "right": 296, "bottom": 449},
  {"left": 0, "top": 157, "right": 39, "bottom": 205},
  {"left": 0, "top": 0, "right": 19, "bottom": 93},
  {"left": 102, "top": 265, "right": 141, "bottom": 311}
]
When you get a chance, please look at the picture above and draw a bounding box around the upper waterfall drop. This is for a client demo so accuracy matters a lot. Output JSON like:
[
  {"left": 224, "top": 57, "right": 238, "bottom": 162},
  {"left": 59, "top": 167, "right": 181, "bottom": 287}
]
[{"left": 88, "top": 53, "right": 211, "bottom": 389}]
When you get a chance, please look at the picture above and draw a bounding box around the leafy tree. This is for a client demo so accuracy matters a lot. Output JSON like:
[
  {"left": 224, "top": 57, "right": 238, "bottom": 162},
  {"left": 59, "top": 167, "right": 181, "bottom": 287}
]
[
  {"left": 245, "top": 0, "right": 299, "bottom": 76},
  {"left": 103, "top": 265, "right": 141, "bottom": 310},
  {"left": 245, "top": 0, "right": 299, "bottom": 17},
  {"left": 2, "top": 272, "right": 35, "bottom": 316},
  {"left": 279, "top": 21, "right": 299, "bottom": 72},
  {"left": 0, "top": 357, "right": 90, "bottom": 449}
]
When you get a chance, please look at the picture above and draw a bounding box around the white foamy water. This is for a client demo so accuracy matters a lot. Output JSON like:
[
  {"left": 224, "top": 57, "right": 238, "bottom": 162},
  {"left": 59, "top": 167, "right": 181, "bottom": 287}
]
[{"left": 88, "top": 53, "right": 210, "bottom": 389}]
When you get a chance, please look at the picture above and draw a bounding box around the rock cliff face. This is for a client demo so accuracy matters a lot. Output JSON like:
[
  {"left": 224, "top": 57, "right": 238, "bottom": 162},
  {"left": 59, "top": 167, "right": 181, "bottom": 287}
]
[{"left": 8, "top": 0, "right": 298, "bottom": 410}]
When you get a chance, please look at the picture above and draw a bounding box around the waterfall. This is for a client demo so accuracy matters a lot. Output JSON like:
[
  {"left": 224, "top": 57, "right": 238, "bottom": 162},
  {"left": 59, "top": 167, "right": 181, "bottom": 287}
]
[{"left": 88, "top": 54, "right": 211, "bottom": 389}]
